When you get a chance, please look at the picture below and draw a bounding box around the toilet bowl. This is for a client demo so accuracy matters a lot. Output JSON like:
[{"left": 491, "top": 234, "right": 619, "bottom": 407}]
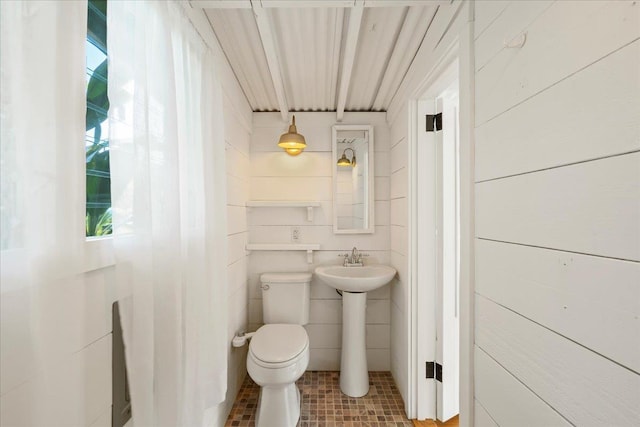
[{"left": 247, "top": 324, "right": 309, "bottom": 427}]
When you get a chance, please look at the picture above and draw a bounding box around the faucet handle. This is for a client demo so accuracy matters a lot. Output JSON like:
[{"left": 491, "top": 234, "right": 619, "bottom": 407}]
[
  {"left": 339, "top": 253, "right": 349, "bottom": 266},
  {"left": 354, "top": 253, "right": 369, "bottom": 264}
]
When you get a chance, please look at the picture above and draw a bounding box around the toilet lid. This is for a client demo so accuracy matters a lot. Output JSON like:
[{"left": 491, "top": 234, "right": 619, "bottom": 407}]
[{"left": 249, "top": 324, "right": 308, "bottom": 365}]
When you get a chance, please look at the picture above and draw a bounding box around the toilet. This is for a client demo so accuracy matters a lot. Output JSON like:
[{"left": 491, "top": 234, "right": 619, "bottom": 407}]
[{"left": 246, "top": 272, "right": 311, "bottom": 427}]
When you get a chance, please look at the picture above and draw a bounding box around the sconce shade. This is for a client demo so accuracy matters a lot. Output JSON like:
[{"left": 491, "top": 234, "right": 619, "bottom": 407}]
[
  {"left": 278, "top": 115, "right": 306, "bottom": 155},
  {"left": 337, "top": 148, "right": 356, "bottom": 167},
  {"left": 337, "top": 153, "right": 351, "bottom": 166}
]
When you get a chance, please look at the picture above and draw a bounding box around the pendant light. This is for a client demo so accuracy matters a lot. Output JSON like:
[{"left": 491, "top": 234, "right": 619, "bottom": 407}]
[
  {"left": 278, "top": 115, "right": 306, "bottom": 156},
  {"left": 337, "top": 148, "right": 356, "bottom": 167}
]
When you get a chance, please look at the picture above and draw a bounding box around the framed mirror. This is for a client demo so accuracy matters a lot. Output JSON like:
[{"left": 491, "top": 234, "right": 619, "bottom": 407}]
[{"left": 332, "top": 125, "right": 374, "bottom": 234}]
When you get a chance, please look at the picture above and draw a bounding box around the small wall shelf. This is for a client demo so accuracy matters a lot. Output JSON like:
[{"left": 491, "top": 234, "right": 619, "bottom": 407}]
[
  {"left": 246, "top": 200, "right": 321, "bottom": 222},
  {"left": 246, "top": 243, "right": 321, "bottom": 264}
]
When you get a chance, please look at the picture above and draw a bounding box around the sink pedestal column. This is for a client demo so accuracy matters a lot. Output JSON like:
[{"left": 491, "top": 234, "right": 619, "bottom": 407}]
[{"left": 340, "top": 291, "right": 369, "bottom": 397}]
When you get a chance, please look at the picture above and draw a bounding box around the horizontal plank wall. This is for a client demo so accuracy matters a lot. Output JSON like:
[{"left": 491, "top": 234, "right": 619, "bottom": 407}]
[
  {"left": 473, "top": 1, "right": 640, "bottom": 425},
  {"left": 388, "top": 101, "right": 411, "bottom": 411},
  {"left": 0, "top": 265, "right": 116, "bottom": 427},
  {"left": 248, "top": 112, "right": 391, "bottom": 371},
  {"left": 220, "top": 90, "right": 252, "bottom": 427}
]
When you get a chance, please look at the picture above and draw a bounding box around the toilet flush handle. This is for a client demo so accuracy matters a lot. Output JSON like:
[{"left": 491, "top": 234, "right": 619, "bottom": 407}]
[{"left": 261, "top": 283, "right": 270, "bottom": 291}]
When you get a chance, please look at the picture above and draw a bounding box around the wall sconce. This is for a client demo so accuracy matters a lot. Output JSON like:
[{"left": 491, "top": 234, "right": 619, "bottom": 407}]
[
  {"left": 278, "top": 115, "right": 306, "bottom": 156},
  {"left": 337, "top": 148, "right": 356, "bottom": 167}
]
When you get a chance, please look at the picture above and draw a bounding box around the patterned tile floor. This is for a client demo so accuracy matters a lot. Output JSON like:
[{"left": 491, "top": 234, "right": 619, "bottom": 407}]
[{"left": 225, "top": 371, "right": 412, "bottom": 427}]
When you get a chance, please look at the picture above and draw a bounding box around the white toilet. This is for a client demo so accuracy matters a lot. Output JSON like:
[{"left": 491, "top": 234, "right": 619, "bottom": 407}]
[{"left": 247, "top": 272, "right": 311, "bottom": 427}]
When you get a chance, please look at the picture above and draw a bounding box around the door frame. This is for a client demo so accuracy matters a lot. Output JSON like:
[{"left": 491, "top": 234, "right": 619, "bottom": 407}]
[{"left": 406, "top": 18, "right": 475, "bottom": 424}]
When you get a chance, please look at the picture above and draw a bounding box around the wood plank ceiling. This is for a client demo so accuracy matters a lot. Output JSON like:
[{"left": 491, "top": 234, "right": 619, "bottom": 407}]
[{"left": 192, "top": 0, "right": 440, "bottom": 121}]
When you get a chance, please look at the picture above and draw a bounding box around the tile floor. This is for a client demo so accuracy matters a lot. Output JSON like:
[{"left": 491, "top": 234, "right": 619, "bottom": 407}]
[{"left": 225, "top": 371, "right": 412, "bottom": 426}]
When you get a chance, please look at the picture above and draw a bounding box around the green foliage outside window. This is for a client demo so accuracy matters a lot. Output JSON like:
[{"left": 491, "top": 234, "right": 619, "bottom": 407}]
[{"left": 86, "top": 0, "right": 111, "bottom": 237}]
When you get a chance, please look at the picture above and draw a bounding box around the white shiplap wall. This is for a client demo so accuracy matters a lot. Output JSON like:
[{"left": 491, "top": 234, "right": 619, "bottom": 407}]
[
  {"left": 474, "top": 1, "right": 640, "bottom": 426},
  {"left": 248, "top": 112, "right": 391, "bottom": 371},
  {"left": 0, "top": 261, "right": 117, "bottom": 427},
  {"left": 218, "top": 90, "right": 252, "bottom": 426},
  {"left": 389, "top": 102, "right": 410, "bottom": 407}
]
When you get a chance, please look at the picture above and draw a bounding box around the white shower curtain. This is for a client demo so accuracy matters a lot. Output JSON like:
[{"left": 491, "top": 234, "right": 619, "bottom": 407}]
[
  {"left": 1, "top": 2, "right": 90, "bottom": 424},
  {"left": 108, "top": 2, "right": 228, "bottom": 426}
]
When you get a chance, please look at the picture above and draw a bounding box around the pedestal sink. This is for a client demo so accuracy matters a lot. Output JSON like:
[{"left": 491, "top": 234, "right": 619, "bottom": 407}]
[{"left": 314, "top": 264, "right": 396, "bottom": 397}]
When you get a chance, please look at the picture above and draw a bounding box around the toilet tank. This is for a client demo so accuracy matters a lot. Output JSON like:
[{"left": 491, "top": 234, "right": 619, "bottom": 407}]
[{"left": 260, "top": 272, "right": 312, "bottom": 325}]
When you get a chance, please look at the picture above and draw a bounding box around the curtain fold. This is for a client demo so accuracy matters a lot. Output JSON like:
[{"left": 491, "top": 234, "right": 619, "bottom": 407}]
[
  {"left": 1, "top": 1, "right": 90, "bottom": 424},
  {"left": 108, "top": 2, "right": 228, "bottom": 426}
]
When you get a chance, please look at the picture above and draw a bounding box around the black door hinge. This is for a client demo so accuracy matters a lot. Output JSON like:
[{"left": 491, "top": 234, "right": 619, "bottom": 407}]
[
  {"left": 426, "top": 113, "right": 442, "bottom": 132},
  {"left": 426, "top": 361, "right": 434, "bottom": 379},
  {"left": 426, "top": 361, "right": 443, "bottom": 382}
]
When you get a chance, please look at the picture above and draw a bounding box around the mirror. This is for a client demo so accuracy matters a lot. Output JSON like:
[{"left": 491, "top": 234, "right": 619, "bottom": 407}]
[{"left": 332, "top": 125, "right": 374, "bottom": 234}]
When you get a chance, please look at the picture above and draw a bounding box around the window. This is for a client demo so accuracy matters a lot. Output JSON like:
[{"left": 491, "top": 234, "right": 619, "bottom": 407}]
[{"left": 86, "top": 0, "right": 111, "bottom": 237}]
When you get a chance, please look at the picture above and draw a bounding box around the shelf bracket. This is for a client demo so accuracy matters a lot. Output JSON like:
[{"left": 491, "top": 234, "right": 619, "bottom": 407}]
[
  {"left": 307, "top": 206, "right": 314, "bottom": 222},
  {"left": 306, "top": 250, "right": 313, "bottom": 264}
]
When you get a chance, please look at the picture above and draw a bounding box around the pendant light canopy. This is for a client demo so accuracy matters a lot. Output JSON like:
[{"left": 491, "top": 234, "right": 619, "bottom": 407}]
[{"left": 278, "top": 115, "right": 306, "bottom": 156}]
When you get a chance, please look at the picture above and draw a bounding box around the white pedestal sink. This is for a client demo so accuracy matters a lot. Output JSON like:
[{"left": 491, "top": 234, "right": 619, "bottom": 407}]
[{"left": 314, "top": 264, "right": 396, "bottom": 397}]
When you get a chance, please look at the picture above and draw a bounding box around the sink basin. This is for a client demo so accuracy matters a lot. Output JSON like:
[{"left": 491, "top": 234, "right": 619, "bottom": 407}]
[{"left": 315, "top": 264, "right": 396, "bottom": 293}]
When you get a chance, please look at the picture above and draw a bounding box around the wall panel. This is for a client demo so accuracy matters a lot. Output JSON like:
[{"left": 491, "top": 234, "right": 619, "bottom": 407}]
[
  {"left": 476, "top": 40, "right": 640, "bottom": 182},
  {"left": 476, "top": 239, "right": 640, "bottom": 373},
  {"left": 476, "top": 153, "right": 640, "bottom": 261},
  {"left": 476, "top": 296, "right": 640, "bottom": 425},
  {"left": 474, "top": 2, "right": 640, "bottom": 425},
  {"left": 476, "top": 1, "right": 639, "bottom": 125},
  {"left": 474, "top": 346, "right": 571, "bottom": 427}
]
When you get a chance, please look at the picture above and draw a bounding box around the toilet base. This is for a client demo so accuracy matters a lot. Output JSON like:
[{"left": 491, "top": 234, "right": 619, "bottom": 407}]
[{"left": 255, "top": 382, "right": 301, "bottom": 427}]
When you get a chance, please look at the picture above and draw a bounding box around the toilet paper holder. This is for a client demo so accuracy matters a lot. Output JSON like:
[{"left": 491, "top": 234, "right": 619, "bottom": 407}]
[{"left": 232, "top": 330, "right": 256, "bottom": 347}]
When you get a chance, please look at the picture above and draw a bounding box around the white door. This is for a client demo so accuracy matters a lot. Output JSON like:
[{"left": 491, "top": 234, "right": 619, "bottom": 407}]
[
  {"left": 415, "top": 90, "right": 459, "bottom": 421},
  {"left": 435, "top": 90, "right": 460, "bottom": 422},
  {"left": 416, "top": 99, "right": 438, "bottom": 421}
]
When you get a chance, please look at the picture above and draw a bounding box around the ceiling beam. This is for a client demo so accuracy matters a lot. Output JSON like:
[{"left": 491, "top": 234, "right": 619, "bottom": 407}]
[
  {"left": 328, "top": 8, "right": 345, "bottom": 109},
  {"left": 250, "top": 0, "right": 289, "bottom": 121},
  {"left": 189, "top": 1, "right": 251, "bottom": 9},
  {"left": 190, "top": 0, "right": 448, "bottom": 9},
  {"left": 335, "top": 0, "right": 364, "bottom": 122},
  {"left": 261, "top": 0, "right": 354, "bottom": 7},
  {"left": 363, "top": 0, "right": 449, "bottom": 7},
  {"left": 372, "top": 5, "right": 438, "bottom": 110}
]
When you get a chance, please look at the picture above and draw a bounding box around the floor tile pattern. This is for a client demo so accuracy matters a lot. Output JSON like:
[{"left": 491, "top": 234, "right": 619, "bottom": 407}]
[{"left": 225, "top": 371, "right": 412, "bottom": 427}]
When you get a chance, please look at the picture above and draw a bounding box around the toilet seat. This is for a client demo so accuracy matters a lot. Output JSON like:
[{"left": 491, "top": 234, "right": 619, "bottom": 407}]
[{"left": 249, "top": 324, "right": 309, "bottom": 369}]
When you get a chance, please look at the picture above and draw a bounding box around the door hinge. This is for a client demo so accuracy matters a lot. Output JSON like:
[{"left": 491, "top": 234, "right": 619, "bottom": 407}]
[
  {"left": 426, "top": 113, "right": 442, "bottom": 132},
  {"left": 426, "top": 361, "right": 434, "bottom": 379},
  {"left": 426, "top": 361, "right": 443, "bottom": 382}
]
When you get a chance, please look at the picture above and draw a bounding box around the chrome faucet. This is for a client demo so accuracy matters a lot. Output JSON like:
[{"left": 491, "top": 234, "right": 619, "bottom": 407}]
[
  {"left": 340, "top": 246, "right": 368, "bottom": 267},
  {"left": 351, "top": 247, "right": 359, "bottom": 264}
]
